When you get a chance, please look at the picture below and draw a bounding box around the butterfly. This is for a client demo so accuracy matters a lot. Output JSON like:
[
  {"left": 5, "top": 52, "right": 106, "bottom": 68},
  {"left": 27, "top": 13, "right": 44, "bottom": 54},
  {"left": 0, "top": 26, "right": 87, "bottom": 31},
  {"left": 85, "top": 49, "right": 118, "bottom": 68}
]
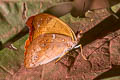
[{"left": 24, "top": 13, "right": 82, "bottom": 68}]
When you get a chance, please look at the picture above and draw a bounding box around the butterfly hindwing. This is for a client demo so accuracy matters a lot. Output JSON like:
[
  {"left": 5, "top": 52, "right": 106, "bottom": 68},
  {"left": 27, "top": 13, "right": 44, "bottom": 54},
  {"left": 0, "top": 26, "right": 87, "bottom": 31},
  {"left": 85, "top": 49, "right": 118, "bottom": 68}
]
[{"left": 24, "top": 33, "right": 76, "bottom": 68}]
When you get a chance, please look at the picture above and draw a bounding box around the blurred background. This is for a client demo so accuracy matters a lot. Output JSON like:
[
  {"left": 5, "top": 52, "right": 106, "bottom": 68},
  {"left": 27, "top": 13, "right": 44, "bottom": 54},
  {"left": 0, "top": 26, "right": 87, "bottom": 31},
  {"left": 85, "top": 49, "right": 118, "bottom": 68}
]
[{"left": 0, "top": 0, "right": 120, "bottom": 80}]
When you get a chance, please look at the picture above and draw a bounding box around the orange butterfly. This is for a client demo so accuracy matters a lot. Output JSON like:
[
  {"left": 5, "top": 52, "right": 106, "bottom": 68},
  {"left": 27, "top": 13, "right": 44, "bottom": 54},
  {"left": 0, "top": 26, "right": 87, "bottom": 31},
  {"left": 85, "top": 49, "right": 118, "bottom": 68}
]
[{"left": 24, "top": 13, "right": 81, "bottom": 68}]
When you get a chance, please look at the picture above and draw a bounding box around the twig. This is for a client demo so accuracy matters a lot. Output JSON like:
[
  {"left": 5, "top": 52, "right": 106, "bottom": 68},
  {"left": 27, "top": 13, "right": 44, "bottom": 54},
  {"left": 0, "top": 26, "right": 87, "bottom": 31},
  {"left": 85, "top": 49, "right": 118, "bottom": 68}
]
[
  {"left": 0, "top": 26, "right": 29, "bottom": 50},
  {"left": 0, "top": 65, "right": 14, "bottom": 76},
  {"left": 79, "top": 9, "right": 120, "bottom": 47}
]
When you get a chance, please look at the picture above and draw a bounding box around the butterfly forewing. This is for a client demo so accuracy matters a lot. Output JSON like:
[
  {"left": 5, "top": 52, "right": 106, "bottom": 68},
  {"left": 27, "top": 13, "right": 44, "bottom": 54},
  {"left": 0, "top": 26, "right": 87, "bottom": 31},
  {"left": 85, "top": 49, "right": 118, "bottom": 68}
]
[{"left": 26, "top": 13, "right": 76, "bottom": 41}]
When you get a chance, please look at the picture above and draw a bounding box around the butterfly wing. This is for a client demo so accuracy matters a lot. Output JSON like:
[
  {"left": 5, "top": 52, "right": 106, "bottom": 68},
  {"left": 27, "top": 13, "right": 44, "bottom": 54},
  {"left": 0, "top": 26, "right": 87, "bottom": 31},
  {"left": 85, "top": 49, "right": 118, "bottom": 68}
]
[
  {"left": 24, "top": 33, "right": 76, "bottom": 68},
  {"left": 26, "top": 13, "right": 76, "bottom": 41},
  {"left": 25, "top": 13, "right": 77, "bottom": 68}
]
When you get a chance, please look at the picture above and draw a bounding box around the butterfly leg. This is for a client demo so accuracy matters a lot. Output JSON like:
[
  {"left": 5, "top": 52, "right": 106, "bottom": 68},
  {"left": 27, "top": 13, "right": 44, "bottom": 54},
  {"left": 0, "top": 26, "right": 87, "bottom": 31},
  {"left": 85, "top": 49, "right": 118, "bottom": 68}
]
[
  {"left": 55, "top": 50, "right": 69, "bottom": 63},
  {"left": 74, "top": 44, "right": 87, "bottom": 60},
  {"left": 55, "top": 44, "right": 87, "bottom": 63}
]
